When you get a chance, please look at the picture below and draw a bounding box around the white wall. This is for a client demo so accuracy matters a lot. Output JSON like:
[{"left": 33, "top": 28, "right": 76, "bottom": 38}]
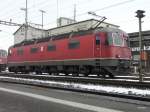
[{"left": 14, "top": 26, "right": 47, "bottom": 44}]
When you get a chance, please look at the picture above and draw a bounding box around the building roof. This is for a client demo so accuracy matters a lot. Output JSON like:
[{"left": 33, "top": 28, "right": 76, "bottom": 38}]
[
  {"left": 13, "top": 24, "right": 46, "bottom": 35},
  {"left": 128, "top": 30, "right": 150, "bottom": 37},
  {"left": 46, "top": 19, "right": 119, "bottom": 31},
  {"left": 13, "top": 19, "right": 119, "bottom": 35}
]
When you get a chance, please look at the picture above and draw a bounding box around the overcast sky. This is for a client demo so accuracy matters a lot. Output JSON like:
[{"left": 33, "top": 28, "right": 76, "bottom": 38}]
[{"left": 0, "top": 0, "right": 150, "bottom": 50}]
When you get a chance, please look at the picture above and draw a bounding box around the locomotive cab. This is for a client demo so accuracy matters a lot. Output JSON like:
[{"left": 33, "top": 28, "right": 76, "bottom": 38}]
[{"left": 93, "top": 28, "right": 131, "bottom": 76}]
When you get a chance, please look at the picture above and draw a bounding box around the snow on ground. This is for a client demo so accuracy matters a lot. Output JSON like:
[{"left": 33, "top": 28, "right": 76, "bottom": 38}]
[{"left": 0, "top": 76, "right": 150, "bottom": 97}]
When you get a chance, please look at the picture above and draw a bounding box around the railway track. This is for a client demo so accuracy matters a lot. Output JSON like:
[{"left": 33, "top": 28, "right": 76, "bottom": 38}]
[
  {"left": 0, "top": 72, "right": 150, "bottom": 89},
  {"left": 0, "top": 72, "right": 150, "bottom": 103}
]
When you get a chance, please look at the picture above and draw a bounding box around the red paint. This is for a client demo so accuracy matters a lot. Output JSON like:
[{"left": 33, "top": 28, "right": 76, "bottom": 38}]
[{"left": 8, "top": 32, "right": 131, "bottom": 63}]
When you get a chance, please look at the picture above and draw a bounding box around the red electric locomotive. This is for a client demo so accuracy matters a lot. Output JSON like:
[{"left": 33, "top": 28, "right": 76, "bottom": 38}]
[
  {"left": 0, "top": 49, "right": 7, "bottom": 72},
  {"left": 8, "top": 27, "right": 131, "bottom": 77}
]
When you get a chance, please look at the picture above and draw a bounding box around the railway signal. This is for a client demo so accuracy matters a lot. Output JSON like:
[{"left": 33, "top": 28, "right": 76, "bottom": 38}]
[{"left": 135, "top": 10, "right": 145, "bottom": 82}]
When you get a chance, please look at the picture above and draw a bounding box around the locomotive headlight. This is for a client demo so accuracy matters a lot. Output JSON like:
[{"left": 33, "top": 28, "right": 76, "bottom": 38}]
[{"left": 116, "top": 54, "right": 120, "bottom": 58}]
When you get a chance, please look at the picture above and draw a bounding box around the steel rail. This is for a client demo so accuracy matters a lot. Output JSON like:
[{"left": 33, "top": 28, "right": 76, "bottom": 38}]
[{"left": 1, "top": 73, "right": 150, "bottom": 89}]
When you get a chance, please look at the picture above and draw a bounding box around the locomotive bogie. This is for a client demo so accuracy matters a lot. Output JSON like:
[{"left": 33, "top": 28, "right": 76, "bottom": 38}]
[{"left": 8, "top": 58, "right": 130, "bottom": 77}]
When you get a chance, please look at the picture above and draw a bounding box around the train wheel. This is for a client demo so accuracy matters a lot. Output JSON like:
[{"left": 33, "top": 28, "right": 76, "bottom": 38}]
[
  {"left": 35, "top": 71, "right": 42, "bottom": 75},
  {"left": 102, "top": 74, "right": 106, "bottom": 78},
  {"left": 109, "top": 74, "right": 114, "bottom": 78},
  {"left": 14, "top": 71, "right": 18, "bottom": 74},
  {"left": 84, "top": 73, "right": 89, "bottom": 77},
  {"left": 24, "top": 71, "right": 29, "bottom": 74},
  {"left": 72, "top": 73, "right": 78, "bottom": 77},
  {"left": 53, "top": 73, "right": 59, "bottom": 75},
  {"left": 48, "top": 72, "right": 52, "bottom": 75},
  {"left": 65, "top": 73, "right": 69, "bottom": 76}
]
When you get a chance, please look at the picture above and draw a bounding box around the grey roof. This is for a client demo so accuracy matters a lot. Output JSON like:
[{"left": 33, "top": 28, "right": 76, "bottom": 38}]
[{"left": 13, "top": 24, "right": 46, "bottom": 35}]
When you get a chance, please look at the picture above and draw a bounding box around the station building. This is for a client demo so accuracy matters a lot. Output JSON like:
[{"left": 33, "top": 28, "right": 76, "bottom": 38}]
[
  {"left": 13, "top": 18, "right": 118, "bottom": 44},
  {"left": 128, "top": 30, "right": 150, "bottom": 71}
]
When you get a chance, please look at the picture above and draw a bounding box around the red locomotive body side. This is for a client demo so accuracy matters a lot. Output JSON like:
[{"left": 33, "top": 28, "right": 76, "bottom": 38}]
[
  {"left": 8, "top": 33, "right": 95, "bottom": 62},
  {"left": 8, "top": 28, "right": 131, "bottom": 77},
  {"left": 8, "top": 34, "right": 131, "bottom": 62}
]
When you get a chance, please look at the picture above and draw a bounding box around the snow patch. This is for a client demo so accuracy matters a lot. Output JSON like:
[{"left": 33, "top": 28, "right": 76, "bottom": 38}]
[{"left": 0, "top": 76, "right": 150, "bottom": 96}]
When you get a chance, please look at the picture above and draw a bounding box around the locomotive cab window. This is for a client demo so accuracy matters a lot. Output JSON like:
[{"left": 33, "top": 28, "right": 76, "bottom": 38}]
[
  {"left": 112, "top": 33, "right": 123, "bottom": 46},
  {"left": 47, "top": 45, "right": 56, "bottom": 51},
  {"left": 95, "top": 35, "right": 100, "bottom": 45},
  {"left": 114, "top": 36, "right": 123, "bottom": 46},
  {"left": 107, "top": 32, "right": 124, "bottom": 46},
  {"left": 68, "top": 41, "right": 80, "bottom": 49},
  {"left": 30, "top": 47, "right": 38, "bottom": 53}
]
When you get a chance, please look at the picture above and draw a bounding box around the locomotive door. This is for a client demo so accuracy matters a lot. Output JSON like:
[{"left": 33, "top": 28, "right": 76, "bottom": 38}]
[{"left": 94, "top": 34, "right": 101, "bottom": 57}]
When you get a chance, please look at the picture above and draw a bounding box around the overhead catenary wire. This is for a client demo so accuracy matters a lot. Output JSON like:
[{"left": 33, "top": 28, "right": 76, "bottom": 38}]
[
  {"left": 0, "top": 0, "right": 137, "bottom": 30},
  {"left": 1, "top": 0, "right": 99, "bottom": 25},
  {"left": 44, "top": 0, "right": 136, "bottom": 27},
  {"left": 76, "top": 0, "right": 136, "bottom": 17}
]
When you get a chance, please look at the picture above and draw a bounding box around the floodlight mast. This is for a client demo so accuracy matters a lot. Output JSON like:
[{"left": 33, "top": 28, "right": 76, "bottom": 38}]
[
  {"left": 135, "top": 10, "right": 145, "bottom": 82},
  {"left": 20, "top": 0, "right": 28, "bottom": 41},
  {"left": 39, "top": 10, "right": 46, "bottom": 28}
]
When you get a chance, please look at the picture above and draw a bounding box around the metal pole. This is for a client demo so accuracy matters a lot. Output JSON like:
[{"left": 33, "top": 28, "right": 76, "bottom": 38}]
[
  {"left": 39, "top": 10, "right": 46, "bottom": 28},
  {"left": 39, "top": 10, "right": 46, "bottom": 38},
  {"left": 57, "top": 0, "right": 58, "bottom": 20},
  {"left": 73, "top": 4, "right": 76, "bottom": 22},
  {"left": 25, "top": 0, "right": 28, "bottom": 41},
  {"left": 138, "top": 17, "right": 143, "bottom": 82},
  {"left": 135, "top": 10, "right": 145, "bottom": 82},
  {"left": 144, "top": 45, "right": 147, "bottom": 72},
  {"left": 41, "top": 11, "right": 44, "bottom": 28}
]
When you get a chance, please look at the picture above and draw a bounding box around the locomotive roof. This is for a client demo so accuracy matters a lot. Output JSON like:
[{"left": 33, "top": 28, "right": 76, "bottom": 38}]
[{"left": 12, "top": 27, "right": 125, "bottom": 48}]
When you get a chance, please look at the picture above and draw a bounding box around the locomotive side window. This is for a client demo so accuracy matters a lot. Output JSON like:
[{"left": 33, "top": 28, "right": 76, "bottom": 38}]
[
  {"left": 68, "top": 41, "right": 80, "bottom": 49},
  {"left": 17, "top": 48, "right": 23, "bottom": 55},
  {"left": 47, "top": 45, "right": 56, "bottom": 51},
  {"left": 30, "top": 47, "right": 38, "bottom": 53},
  {"left": 95, "top": 35, "right": 100, "bottom": 45}
]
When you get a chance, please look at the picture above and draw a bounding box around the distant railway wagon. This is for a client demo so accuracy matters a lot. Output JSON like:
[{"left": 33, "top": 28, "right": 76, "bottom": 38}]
[
  {"left": 8, "top": 27, "right": 131, "bottom": 77},
  {"left": 0, "top": 49, "right": 7, "bottom": 72}
]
